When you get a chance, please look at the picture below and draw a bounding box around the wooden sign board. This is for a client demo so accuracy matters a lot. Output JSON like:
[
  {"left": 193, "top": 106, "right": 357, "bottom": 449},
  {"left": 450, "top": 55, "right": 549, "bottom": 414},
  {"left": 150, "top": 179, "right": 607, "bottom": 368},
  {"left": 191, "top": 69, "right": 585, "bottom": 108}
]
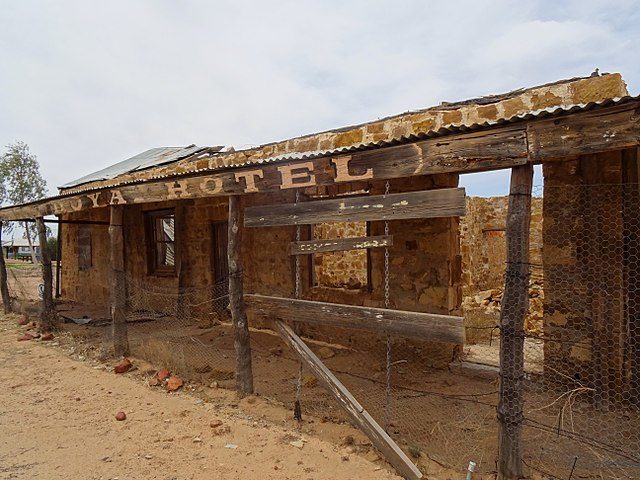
[{"left": 290, "top": 235, "right": 393, "bottom": 255}]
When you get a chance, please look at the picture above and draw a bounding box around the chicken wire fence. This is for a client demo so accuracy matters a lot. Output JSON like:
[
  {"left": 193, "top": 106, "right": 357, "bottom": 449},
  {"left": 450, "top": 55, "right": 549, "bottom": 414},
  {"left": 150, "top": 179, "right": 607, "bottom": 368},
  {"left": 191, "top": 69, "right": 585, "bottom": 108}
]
[
  {"left": 19, "top": 181, "right": 639, "bottom": 478},
  {"left": 513, "top": 183, "right": 640, "bottom": 480}
]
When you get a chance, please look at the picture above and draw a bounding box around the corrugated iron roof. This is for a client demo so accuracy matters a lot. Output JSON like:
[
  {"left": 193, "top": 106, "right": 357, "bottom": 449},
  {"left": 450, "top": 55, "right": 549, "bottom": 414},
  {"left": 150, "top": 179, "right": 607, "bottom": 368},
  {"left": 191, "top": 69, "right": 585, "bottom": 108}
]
[
  {"left": 61, "top": 145, "right": 217, "bottom": 188},
  {"left": 56, "top": 95, "right": 640, "bottom": 196},
  {"left": 197, "top": 95, "right": 640, "bottom": 169}
]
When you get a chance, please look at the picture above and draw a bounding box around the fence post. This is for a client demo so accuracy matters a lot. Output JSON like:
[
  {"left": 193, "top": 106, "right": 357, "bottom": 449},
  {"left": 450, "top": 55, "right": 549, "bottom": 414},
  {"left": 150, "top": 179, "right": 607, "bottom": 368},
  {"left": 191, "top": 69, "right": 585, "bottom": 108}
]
[
  {"left": 36, "top": 217, "right": 56, "bottom": 331},
  {"left": 228, "top": 195, "right": 254, "bottom": 395},
  {"left": 109, "top": 205, "right": 130, "bottom": 357},
  {"left": 0, "top": 222, "right": 11, "bottom": 313},
  {"left": 497, "top": 164, "right": 533, "bottom": 479}
]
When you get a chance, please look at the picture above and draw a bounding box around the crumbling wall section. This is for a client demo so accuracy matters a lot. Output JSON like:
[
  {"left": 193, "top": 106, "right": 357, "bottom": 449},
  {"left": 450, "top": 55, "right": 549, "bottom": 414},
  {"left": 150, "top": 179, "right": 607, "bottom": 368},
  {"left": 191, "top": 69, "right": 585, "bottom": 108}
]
[
  {"left": 60, "top": 207, "right": 111, "bottom": 310},
  {"left": 461, "top": 196, "right": 543, "bottom": 296}
]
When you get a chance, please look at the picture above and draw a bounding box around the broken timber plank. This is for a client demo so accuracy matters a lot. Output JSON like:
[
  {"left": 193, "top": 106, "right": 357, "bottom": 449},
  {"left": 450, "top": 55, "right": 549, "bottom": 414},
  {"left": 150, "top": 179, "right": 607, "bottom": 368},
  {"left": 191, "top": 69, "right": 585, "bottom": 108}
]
[
  {"left": 274, "top": 320, "right": 423, "bottom": 480},
  {"left": 246, "top": 294, "right": 465, "bottom": 344},
  {"left": 527, "top": 103, "right": 640, "bottom": 161},
  {"left": 244, "top": 188, "right": 465, "bottom": 227},
  {"left": 290, "top": 235, "right": 392, "bottom": 255}
]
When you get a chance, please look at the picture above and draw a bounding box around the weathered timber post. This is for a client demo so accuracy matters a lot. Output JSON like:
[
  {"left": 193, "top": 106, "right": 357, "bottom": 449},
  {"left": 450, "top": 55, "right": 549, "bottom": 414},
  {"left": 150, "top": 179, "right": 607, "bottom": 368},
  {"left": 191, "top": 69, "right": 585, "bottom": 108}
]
[
  {"left": 0, "top": 222, "right": 12, "bottom": 313},
  {"left": 109, "top": 205, "right": 130, "bottom": 357},
  {"left": 36, "top": 217, "right": 56, "bottom": 331},
  {"left": 228, "top": 195, "right": 254, "bottom": 395},
  {"left": 497, "top": 164, "right": 533, "bottom": 480}
]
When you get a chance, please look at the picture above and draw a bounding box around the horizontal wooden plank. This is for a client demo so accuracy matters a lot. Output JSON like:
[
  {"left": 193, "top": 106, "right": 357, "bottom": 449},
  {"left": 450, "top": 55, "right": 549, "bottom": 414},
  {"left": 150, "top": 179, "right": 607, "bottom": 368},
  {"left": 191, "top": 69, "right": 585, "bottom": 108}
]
[
  {"left": 246, "top": 294, "right": 465, "bottom": 344},
  {"left": 290, "top": 235, "right": 392, "bottom": 255},
  {"left": 275, "top": 320, "right": 423, "bottom": 480},
  {"left": 244, "top": 188, "right": 466, "bottom": 227},
  {"left": 527, "top": 103, "right": 640, "bottom": 161},
  {"left": 0, "top": 125, "right": 524, "bottom": 221}
]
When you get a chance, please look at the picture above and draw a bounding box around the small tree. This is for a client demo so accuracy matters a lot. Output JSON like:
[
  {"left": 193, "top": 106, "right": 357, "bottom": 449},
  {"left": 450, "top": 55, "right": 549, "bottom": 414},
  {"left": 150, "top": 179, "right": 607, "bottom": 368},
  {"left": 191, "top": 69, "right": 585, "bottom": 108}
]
[
  {"left": 0, "top": 142, "right": 48, "bottom": 263},
  {"left": 46, "top": 236, "right": 58, "bottom": 262}
]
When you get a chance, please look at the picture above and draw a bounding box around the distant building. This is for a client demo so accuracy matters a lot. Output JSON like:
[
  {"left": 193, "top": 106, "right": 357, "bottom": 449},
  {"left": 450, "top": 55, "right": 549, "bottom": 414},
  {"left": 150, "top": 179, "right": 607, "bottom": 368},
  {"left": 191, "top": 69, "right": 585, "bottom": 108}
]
[{"left": 2, "top": 237, "right": 41, "bottom": 261}]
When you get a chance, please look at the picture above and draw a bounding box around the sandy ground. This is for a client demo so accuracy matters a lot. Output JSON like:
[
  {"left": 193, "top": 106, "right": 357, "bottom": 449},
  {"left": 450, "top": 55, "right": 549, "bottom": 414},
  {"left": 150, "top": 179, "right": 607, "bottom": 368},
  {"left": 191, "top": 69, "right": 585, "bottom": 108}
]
[{"left": 0, "top": 314, "right": 399, "bottom": 480}]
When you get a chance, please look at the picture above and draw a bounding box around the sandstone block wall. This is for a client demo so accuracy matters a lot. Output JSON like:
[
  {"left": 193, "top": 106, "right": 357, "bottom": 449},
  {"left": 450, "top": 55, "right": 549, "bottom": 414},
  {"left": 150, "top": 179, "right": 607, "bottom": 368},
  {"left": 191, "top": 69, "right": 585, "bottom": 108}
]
[
  {"left": 313, "top": 222, "right": 368, "bottom": 289},
  {"left": 60, "top": 207, "right": 111, "bottom": 312},
  {"left": 460, "top": 196, "right": 543, "bottom": 297},
  {"left": 60, "top": 174, "right": 463, "bottom": 366},
  {"left": 542, "top": 149, "right": 639, "bottom": 400}
]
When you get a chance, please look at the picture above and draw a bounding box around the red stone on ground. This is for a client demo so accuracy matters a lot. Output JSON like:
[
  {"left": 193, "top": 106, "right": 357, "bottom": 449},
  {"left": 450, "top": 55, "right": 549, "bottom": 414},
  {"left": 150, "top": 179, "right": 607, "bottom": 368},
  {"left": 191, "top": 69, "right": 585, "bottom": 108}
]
[
  {"left": 115, "top": 411, "right": 127, "bottom": 421},
  {"left": 166, "top": 376, "right": 183, "bottom": 392},
  {"left": 114, "top": 358, "right": 132, "bottom": 374},
  {"left": 156, "top": 368, "right": 171, "bottom": 381},
  {"left": 41, "top": 333, "right": 54, "bottom": 341},
  {"left": 148, "top": 377, "right": 161, "bottom": 387},
  {"left": 17, "top": 334, "right": 34, "bottom": 342},
  {"left": 17, "top": 316, "right": 30, "bottom": 326}
]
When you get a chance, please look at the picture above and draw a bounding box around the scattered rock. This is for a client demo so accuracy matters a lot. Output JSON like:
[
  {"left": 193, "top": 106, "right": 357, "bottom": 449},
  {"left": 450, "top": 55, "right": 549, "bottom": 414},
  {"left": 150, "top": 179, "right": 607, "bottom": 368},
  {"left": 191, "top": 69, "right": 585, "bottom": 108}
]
[
  {"left": 17, "top": 316, "right": 30, "bottom": 326},
  {"left": 166, "top": 376, "right": 184, "bottom": 392},
  {"left": 40, "top": 333, "right": 54, "bottom": 341},
  {"left": 148, "top": 377, "right": 161, "bottom": 387},
  {"left": 363, "top": 450, "right": 380, "bottom": 462},
  {"left": 289, "top": 440, "right": 304, "bottom": 449},
  {"left": 210, "top": 420, "right": 223, "bottom": 428},
  {"left": 211, "top": 424, "right": 231, "bottom": 436},
  {"left": 157, "top": 368, "right": 171, "bottom": 381},
  {"left": 17, "top": 334, "right": 34, "bottom": 342},
  {"left": 115, "top": 411, "right": 127, "bottom": 421},
  {"left": 317, "top": 346, "right": 335, "bottom": 359},
  {"left": 341, "top": 435, "right": 355, "bottom": 446},
  {"left": 193, "top": 437, "right": 203, "bottom": 443},
  {"left": 341, "top": 455, "right": 350, "bottom": 462},
  {"left": 224, "top": 443, "right": 238, "bottom": 449},
  {"left": 144, "top": 454, "right": 153, "bottom": 460},
  {"left": 114, "top": 358, "right": 132, "bottom": 374}
]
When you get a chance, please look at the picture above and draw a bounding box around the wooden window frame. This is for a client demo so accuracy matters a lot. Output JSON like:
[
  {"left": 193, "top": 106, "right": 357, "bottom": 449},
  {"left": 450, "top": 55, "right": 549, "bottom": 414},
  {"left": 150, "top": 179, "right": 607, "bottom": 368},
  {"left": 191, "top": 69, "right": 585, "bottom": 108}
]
[
  {"left": 77, "top": 224, "right": 92, "bottom": 271},
  {"left": 145, "top": 208, "right": 177, "bottom": 277}
]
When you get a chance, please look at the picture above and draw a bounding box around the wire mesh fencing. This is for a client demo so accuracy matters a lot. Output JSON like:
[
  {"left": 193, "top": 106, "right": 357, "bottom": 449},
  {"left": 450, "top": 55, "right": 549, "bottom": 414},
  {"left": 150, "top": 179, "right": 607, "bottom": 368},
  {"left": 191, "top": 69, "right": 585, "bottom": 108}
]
[{"left": 35, "top": 181, "right": 640, "bottom": 479}]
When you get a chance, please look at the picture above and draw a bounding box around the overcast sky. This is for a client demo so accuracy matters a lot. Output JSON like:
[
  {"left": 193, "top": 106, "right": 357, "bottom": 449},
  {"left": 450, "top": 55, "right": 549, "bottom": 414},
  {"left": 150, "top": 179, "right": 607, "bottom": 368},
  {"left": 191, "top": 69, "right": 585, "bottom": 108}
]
[{"left": 1, "top": 0, "right": 639, "bottom": 201}]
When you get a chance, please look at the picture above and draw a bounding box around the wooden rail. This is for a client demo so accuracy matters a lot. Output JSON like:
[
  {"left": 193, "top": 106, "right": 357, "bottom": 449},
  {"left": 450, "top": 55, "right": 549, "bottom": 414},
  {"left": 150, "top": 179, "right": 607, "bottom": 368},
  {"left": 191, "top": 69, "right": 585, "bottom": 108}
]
[
  {"left": 275, "top": 320, "right": 423, "bottom": 480},
  {"left": 244, "top": 188, "right": 466, "bottom": 227},
  {"left": 246, "top": 294, "right": 465, "bottom": 344}
]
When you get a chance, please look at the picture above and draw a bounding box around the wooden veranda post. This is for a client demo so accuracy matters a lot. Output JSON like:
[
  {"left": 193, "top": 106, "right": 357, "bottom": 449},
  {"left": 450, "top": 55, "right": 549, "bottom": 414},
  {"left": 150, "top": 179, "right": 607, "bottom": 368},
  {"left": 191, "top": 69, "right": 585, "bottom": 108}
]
[
  {"left": 109, "top": 205, "right": 130, "bottom": 357},
  {"left": 36, "top": 217, "right": 56, "bottom": 331},
  {"left": 0, "top": 222, "right": 11, "bottom": 313},
  {"left": 228, "top": 195, "right": 254, "bottom": 395},
  {"left": 497, "top": 164, "right": 533, "bottom": 480}
]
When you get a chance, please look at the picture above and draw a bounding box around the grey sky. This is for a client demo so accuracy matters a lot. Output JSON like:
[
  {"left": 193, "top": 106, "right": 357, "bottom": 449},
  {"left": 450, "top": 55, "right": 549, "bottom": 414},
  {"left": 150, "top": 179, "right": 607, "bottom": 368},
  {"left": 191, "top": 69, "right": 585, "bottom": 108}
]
[{"left": 1, "top": 0, "right": 639, "bottom": 199}]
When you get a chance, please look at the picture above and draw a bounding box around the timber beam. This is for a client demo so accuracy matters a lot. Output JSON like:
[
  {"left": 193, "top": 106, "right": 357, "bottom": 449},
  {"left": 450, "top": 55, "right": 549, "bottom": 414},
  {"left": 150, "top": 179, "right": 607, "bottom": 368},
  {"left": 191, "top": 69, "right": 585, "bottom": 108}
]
[
  {"left": 244, "top": 188, "right": 466, "bottom": 227},
  {"left": 275, "top": 320, "right": 423, "bottom": 480},
  {"left": 246, "top": 294, "right": 465, "bottom": 344},
  {"left": 0, "top": 100, "right": 638, "bottom": 221}
]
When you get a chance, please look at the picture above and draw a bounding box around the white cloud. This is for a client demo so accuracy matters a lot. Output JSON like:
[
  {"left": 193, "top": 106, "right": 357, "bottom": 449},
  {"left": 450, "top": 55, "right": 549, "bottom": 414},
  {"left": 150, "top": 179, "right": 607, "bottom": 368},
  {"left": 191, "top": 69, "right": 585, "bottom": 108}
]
[{"left": 0, "top": 0, "right": 638, "bottom": 197}]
